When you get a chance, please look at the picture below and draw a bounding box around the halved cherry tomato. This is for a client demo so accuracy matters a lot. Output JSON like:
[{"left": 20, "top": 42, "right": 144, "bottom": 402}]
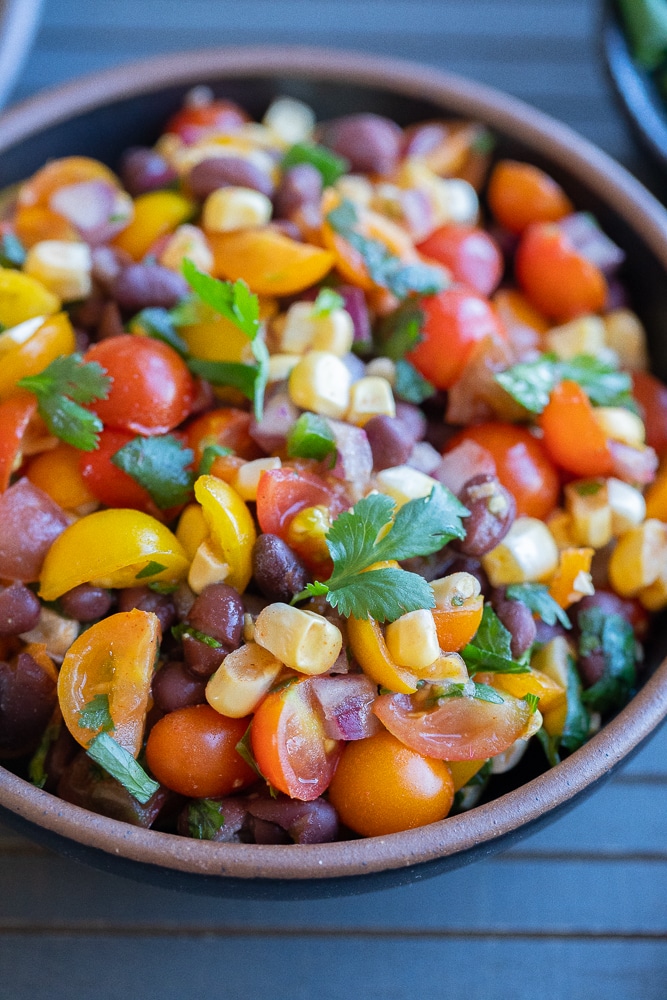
[
  {"left": 515, "top": 222, "right": 607, "bottom": 320},
  {"left": 0, "top": 394, "right": 37, "bottom": 492},
  {"left": 251, "top": 677, "right": 342, "bottom": 801},
  {"left": 145, "top": 705, "right": 256, "bottom": 798},
  {"left": 487, "top": 160, "right": 573, "bottom": 234},
  {"left": 417, "top": 224, "right": 503, "bottom": 297},
  {"left": 79, "top": 428, "right": 155, "bottom": 511},
  {"left": 208, "top": 228, "right": 335, "bottom": 296},
  {"left": 18, "top": 156, "right": 120, "bottom": 209},
  {"left": 327, "top": 729, "right": 454, "bottom": 837},
  {"left": 186, "top": 407, "right": 262, "bottom": 463},
  {"left": 256, "top": 466, "right": 347, "bottom": 540},
  {"left": 84, "top": 334, "right": 196, "bottom": 435},
  {"left": 346, "top": 614, "right": 420, "bottom": 694},
  {"left": 193, "top": 475, "right": 257, "bottom": 592},
  {"left": 632, "top": 371, "right": 667, "bottom": 456},
  {"left": 58, "top": 609, "right": 160, "bottom": 755},
  {"left": 373, "top": 689, "right": 533, "bottom": 760},
  {"left": 14, "top": 205, "right": 79, "bottom": 247},
  {"left": 446, "top": 423, "right": 559, "bottom": 519},
  {"left": 164, "top": 99, "right": 249, "bottom": 143},
  {"left": 474, "top": 668, "right": 566, "bottom": 715},
  {"left": 27, "top": 442, "right": 97, "bottom": 511},
  {"left": 539, "top": 380, "right": 613, "bottom": 478},
  {"left": 407, "top": 287, "right": 506, "bottom": 390},
  {"left": 432, "top": 594, "right": 484, "bottom": 652}
]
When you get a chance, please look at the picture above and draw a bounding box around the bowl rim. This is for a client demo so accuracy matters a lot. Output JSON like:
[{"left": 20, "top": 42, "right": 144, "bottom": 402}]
[{"left": 2, "top": 44, "right": 667, "bottom": 882}]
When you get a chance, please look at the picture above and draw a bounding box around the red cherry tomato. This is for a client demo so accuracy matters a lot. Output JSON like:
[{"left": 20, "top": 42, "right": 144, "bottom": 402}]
[
  {"left": 407, "top": 287, "right": 506, "bottom": 390},
  {"left": 79, "top": 428, "right": 155, "bottom": 511},
  {"left": 186, "top": 406, "right": 263, "bottom": 464},
  {"left": 487, "top": 160, "right": 573, "bottom": 234},
  {"left": 632, "top": 371, "right": 667, "bottom": 456},
  {"left": 515, "top": 222, "right": 607, "bottom": 320},
  {"left": 417, "top": 224, "right": 503, "bottom": 297},
  {"left": 0, "top": 395, "right": 37, "bottom": 493},
  {"left": 539, "top": 380, "right": 614, "bottom": 478},
  {"left": 85, "top": 335, "right": 196, "bottom": 435},
  {"left": 446, "top": 422, "right": 559, "bottom": 519},
  {"left": 164, "top": 100, "right": 249, "bottom": 144},
  {"left": 251, "top": 678, "right": 342, "bottom": 801},
  {"left": 255, "top": 466, "right": 347, "bottom": 538}
]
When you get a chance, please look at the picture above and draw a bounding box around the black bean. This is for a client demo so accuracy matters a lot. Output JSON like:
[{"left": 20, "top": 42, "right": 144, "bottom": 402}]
[
  {"left": 492, "top": 589, "right": 537, "bottom": 660},
  {"left": 96, "top": 300, "right": 125, "bottom": 341},
  {"left": 189, "top": 156, "right": 274, "bottom": 199},
  {"left": 317, "top": 113, "right": 403, "bottom": 175},
  {"left": 364, "top": 414, "right": 414, "bottom": 471},
  {"left": 252, "top": 534, "right": 310, "bottom": 603},
  {"left": 120, "top": 147, "right": 178, "bottom": 197},
  {"left": 455, "top": 474, "right": 516, "bottom": 558},
  {"left": 0, "top": 583, "right": 41, "bottom": 636},
  {"left": 181, "top": 635, "right": 226, "bottom": 679},
  {"left": 0, "top": 653, "right": 57, "bottom": 755},
  {"left": 117, "top": 586, "right": 176, "bottom": 634},
  {"left": 152, "top": 660, "right": 207, "bottom": 712},
  {"left": 182, "top": 584, "right": 245, "bottom": 677},
  {"left": 59, "top": 584, "right": 113, "bottom": 622},
  {"left": 274, "top": 163, "right": 322, "bottom": 219},
  {"left": 575, "top": 590, "right": 639, "bottom": 629},
  {"left": 111, "top": 263, "right": 189, "bottom": 313}
]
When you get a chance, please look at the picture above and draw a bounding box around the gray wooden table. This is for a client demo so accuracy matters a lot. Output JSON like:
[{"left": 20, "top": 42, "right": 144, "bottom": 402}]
[{"left": 1, "top": 2, "right": 666, "bottom": 997}]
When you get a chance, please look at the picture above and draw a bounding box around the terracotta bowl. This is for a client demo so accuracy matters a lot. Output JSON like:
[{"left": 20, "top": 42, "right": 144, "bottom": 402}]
[{"left": 1, "top": 47, "right": 667, "bottom": 899}]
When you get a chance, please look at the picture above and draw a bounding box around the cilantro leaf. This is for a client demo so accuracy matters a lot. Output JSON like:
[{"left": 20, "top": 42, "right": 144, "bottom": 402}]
[
  {"left": 506, "top": 583, "right": 572, "bottom": 629},
  {"left": 324, "top": 492, "right": 396, "bottom": 581},
  {"left": 461, "top": 605, "right": 529, "bottom": 674},
  {"left": 136, "top": 560, "right": 168, "bottom": 580},
  {"left": 187, "top": 355, "right": 268, "bottom": 422},
  {"left": 198, "top": 444, "right": 232, "bottom": 476},
  {"left": 86, "top": 732, "right": 160, "bottom": 804},
  {"left": 560, "top": 653, "right": 590, "bottom": 752},
  {"left": 472, "top": 682, "right": 506, "bottom": 705},
  {"left": 327, "top": 200, "right": 446, "bottom": 300},
  {"left": 78, "top": 694, "right": 115, "bottom": 734},
  {"left": 18, "top": 353, "right": 111, "bottom": 451},
  {"left": 326, "top": 566, "right": 435, "bottom": 620},
  {"left": 129, "top": 307, "right": 189, "bottom": 356},
  {"left": 372, "top": 487, "right": 468, "bottom": 562},
  {"left": 111, "top": 434, "right": 194, "bottom": 509},
  {"left": 536, "top": 727, "right": 561, "bottom": 767},
  {"left": 182, "top": 259, "right": 259, "bottom": 339},
  {"left": 312, "top": 288, "right": 344, "bottom": 316},
  {"left": 235, "top": 723, "right": 278, "bottom": 797},
  {"left": 523, "top": 692, "right": 540, "bottom": 714},
  {"left": 187, "top": 798, "right": 225, "bottom": 840},
  {"left": 375, "top": 300, "right": 424, "bottom": 360},
  {"left": 393, "top": 359, "right": 436, "bottom": 404},
  {"left": 578, "top": 608, "right": 636, "bottom": 713},
  {"left": 172, "top": 622, "right": 223, "bottom": 649},
  {"left": 495, "top": 353, "right": 634, "bottom": 415},
  {"left": 282, "top": 142, "right": 349, "bottom": 186},
  {"left": 495, "top": 356, "right": 555, "bottom": 414},
  {"left": 28, "top": 715, "right": 62, "bottom": 788}
]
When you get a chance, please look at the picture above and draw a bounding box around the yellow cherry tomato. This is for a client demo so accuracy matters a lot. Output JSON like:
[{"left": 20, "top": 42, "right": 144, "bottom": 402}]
[
  {"left": 26, "top": 443, "right": 97, "bottom": 511},
  {"left": 112, "top": 190, "right": 195, "bottom": 260},
  {"left": 194, "top": 474, "right": 256, "bottom": 592},
  {"left": 346, "top": 615, "right": 419, "bottom": 694},
  {"left": 176, "top": 502, "right": 208, "bottom": 560},
  {"left": 208, "top": 228, "right": 335, "bottom": 296},
  {"left": 0, "top": 313, "right": 75, "bottom": 399},
  {"left": 0, "top": 268, "right": 60, "bottom": 328},
  {"left": 448, "top": 759, "right": 488, "bottom": 792},
  {"left": 58, "top": 609, "right": 160, "bottom": 756},
  {"left": 475, "top": 666, "right": 566, "bottom": 715},
  {"left": 39, "top": 508, "right": 189, "bottom": 601}
]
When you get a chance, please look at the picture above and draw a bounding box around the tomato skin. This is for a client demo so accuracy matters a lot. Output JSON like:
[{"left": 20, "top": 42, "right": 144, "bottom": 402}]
[
  {"left": 79, "top": 428, "right": 155, "bottom": 511},
  {"left": 256, "top": 467, "right": 347, "bottom": 539},
  {"left": 327, "top": 729, "right": 454, "bottom": 837},
  {"left": 145, "top": 705, "right": 256, "bottom": 798},
  {"left": 0, "top": 395, "right": 37, "bottom": 492},
  {"left": 539, "top": 380, "right": 614, "bottom": 478},
  {"left": 446, "top": 423, "right": 559, "bottom": 520},
  {"left": 251, "top": 678, "right": 342, "bottom": 801},
  {"left": 487, "top": 159, "right": 573, "bottom": 234},
  {"left": 164, "top": 99, "right": 249, "bottom": 143},
  {"left": 407, "top": 287, "right": 506, "bottom": 390},
  {"left": 515, "top": 223, "right": 607, "bottom": 320},
  {"left": 417, "top": 225, "right": 503, "bottom": 297},
  {"left": 84, "top": 335, "right": 196, "bottom": 435},
  {"left": 632, "top": 371, "right": 667, "bottom": 456}
]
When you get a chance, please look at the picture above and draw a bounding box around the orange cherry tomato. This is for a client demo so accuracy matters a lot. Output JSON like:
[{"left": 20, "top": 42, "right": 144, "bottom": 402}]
[
  {"left": 515, "top": 222, "right": 607, "bottom": 320},
  {"left": 432, "top": 596, "right": 484, "bottom": 652},
  {"left": 417, "top": 224, "right": 503, "bottom": 297},
  {"left": 145, "top": 705, "right": 256, "bottom": 798},
  {"left": 84, "top": 334, "right": 196, "bottom": 435},
  {"left": 164, "top": 99, "right": 249, "bottom": 142},
  {"left": 26, "top": 442, "right": 97, "bottom": 511},
  {"left": 327, "top": 729, "right": 455, "bottom": 837},
  {"left": 487, "top": 160, "right": 574, "bottom": 234},
  {"left": 78, "top": 428, "right": 155, "bottom": 511},
  {"left": 186, "top": 407, "right": 263, "bottom": 464},
  {"left": 0, "top": 394, "right": 37, "bottom": 492},
  {"left": 632, "top": 371, "right": 667, "bottom": 456},
  {"left": 446, "top": 423, "right": 559, "bottom": 519},
  {"left": 209, "top": 228, "right": 335, "bottom": 297},
  {"left": 407, "top": 287, "right": 506, "bottom": 390},
  {"left": 251, "top": 678, "right": 343, "bottom": 801},
  {"left": 14, "top": 205, "right": 79, "bottom": 247},
  {"left": 539, "top": 380, "right": 613, "bottom": 478}
]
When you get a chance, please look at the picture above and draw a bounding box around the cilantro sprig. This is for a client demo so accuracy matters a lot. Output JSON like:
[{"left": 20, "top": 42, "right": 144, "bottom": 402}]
[
  {"left": 17, "top": 353, "right": 112, "bottom": 451},
  {"left": 282, "top": 141, "right": 349, "bottom": 186},
  {"left": 187, "top": 798, "right": 226, "bottom": 840},
  {"left": 111, "top": 433, "right": 195, "bottom": 509},
  {"left": 293, "top": 487, "right": 468, "bottom": 622},
  {"left": 506, "top": 583, "right": 572, "bottom": 630},
  {"left": 86, "top": 732, "right": 160, "bottom": 805},
  {"left": 495, "top": 353, "right": 634, "bottom": 415},
  {"left": 461, "top": 606, "right": 529, "bottom": 674},
  {"left": 578, "top": 608, "right": 637, "bottom": 713}
]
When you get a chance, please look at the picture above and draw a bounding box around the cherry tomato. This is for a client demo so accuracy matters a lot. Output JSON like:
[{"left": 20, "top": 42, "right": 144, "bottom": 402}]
[
  {"left": 145, "top": 704, "right": 256, "bottom": 798},
  {"left": 164, "top": 99, "right": 249, "bottom": 143},
  {"left": 539, "top": 380, "right": 613, "bottom": 478},
  {"left": 27, "top": 442, "right": 97, "bottom": 511},
  {"left": 85, "top": 334, "right": 196, "bottom": 435},
  {"left": 432, "top": 595, "right": 484, "bottom": 652},
  {"left": 186, "top": 406, "right": 263, "bottom": 464},
  {"left": 373, "top": 689, "right": 533, "bottom": 760},
  {"left": 515, "top": 222, "right": 607, "bottom": 320},
  {"left": 407, "top": 287, "right": 506, "bottom": 390},
  {"left": 487, "top": 160, "right": 574, "bottom": 234},
  {"left": 256, "top": 466, "right": 347, "bottom": 540},
  {"left": 632, "top": 371, "right": 667, "bottom": 456},
  {"left": 327, "top": 729, "right": 455, "bottom": 837},
  {"left": 0, "top": 395, "right": 37, "bottom": 492},
  {"left": 417, "top": 224, "right": 503, "bottom": 297},
  {"left": 251, "top": 678, "right": 342, "bottom": 801},
  {"left": 79, "top": 428, "right": 155, "bottom": 511},
  {"left": 446, "top": 423, "right": 559, "bottom": 519}
]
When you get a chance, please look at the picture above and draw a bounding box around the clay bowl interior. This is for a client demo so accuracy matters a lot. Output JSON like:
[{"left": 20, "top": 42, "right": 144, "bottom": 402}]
[{"left": 1, "top": 47, "right": 667, "bottom": 899}]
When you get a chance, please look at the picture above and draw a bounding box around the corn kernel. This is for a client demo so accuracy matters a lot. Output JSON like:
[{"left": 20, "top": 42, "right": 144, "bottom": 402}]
[
  {"left": 531, "top": 635, "right": 572, "bottom": 689},
  {"left": 20, "top": 607, "right": 79, "bottom": 663},
  {"left": 267, "top": 352, "right": 301, "bottom": 382},
  {"left": 547, "top": 508, "right": 578, "bottom": 549},
  {"left": 428, "top": 176, "right": 479, "bottom": 226},
  {"left": 159, "top": 223, "right": 213, "bottom": 273},
  {"left": 188, "top": 539, "right": 230, "bottom": 594},
  {"left": 431, "top": 572, "right": 481, "bottom": 609},
  {"left": 24, "top": 240, "right": 92, "bottom": 302},
  {"left": 608, "top": 518, "right": 667, "bottom": 597},
  {"left": 278, "top": 301, "right": 354, "bottom": 356},
  {"left": 202, "top": 186, "right": 272, "bottom": 233},
  {"left": 482, "top": 516, "right": 559, "bottom": 586},
  {"left": 427, "top": 652, "right": 469, "bottom": 683},
  {"left": 603, "top": 309, "right": 649, "bottom": 372},
  {"left": 233, "top": 456, "right": 281, "bottom": 501},
  {"left": 311, "top": 310, "right": 355, "bottom": 356},
  {"left": 564, "top": 480, "right": 612, "bottom": 549},
  {"left": 375, "top": 465, "right": 439, "bottom": 507},
  {"left": 288, "top": 350, "right": 351, "bottom": 418},
  {"left": 334, "top": 175, "right": 374, "bottom": 207},
  {"left": 544, "top": 315, "right": 605, "bottom": 360},
  {"left": 607, "top": 477, "right": 646, "bottom": 534},
  {"left": 385, "top": 609, "right": 440, "bottom": 670},
  {"left": 254, "top": 603, "right": 342, "bottom": 675},
  {"left": 592, "top": 406, "right": 646, "bottom": 448},
  {"left": 346, "top": 376, "right": 396, "bottom": 427},
  {"left": 206, "top": 642, "right": 283, "bottom": 717},
  {"left": 263, "top": 96, "right": 316, "bottom": 145},
  {"left": 365, "top": 357, "right": 397, "bottom": 384}
]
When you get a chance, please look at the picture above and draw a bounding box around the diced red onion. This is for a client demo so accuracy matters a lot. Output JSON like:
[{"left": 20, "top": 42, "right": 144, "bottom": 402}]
[
  {"left": 245, "top": 794, "right": 339, "bottom": 844},
  {"left": 327, "top": 419, "right": 373, "bottom": 492},
  {"left": 609, "top": 441, "right": 658, "bottom": 485},
  {"left": 338, "top": 285, "right": 372, "bottom": 350},
  {"left": 395, "top": 401, "right": 427, "bottom": 442},
  {"left": 341, "top": 352, "right": 366, "bottom": 383},
  {"left": 0, "top": 478, "right": 70, "bottom": 582},
  {"left": 50, "top": 181, "right": 133, "bottom": 246},
  {"left": 408, "top": 440, "right": 442, "bottom": 475},
  {"left": 432, "top": 440, "right": 496, "bottom": 496},
  {"left": 557, "top": 212, "right": 625, "bottom": 276},
  {"left": 249, "top": 389, "right": 300, "bottom": 453},
  {"left": 310, "top": 674, "right": 381, "bottom": 741}
]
